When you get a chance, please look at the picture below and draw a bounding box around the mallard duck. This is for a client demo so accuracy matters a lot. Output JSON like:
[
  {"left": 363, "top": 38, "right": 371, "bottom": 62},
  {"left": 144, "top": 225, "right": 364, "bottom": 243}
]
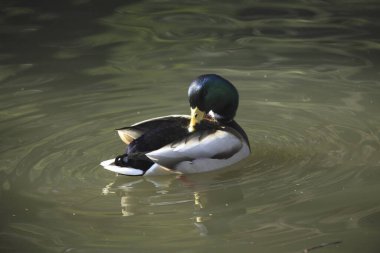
[{"left": 100, "top": 74, "right": 250, "bottom": 176}]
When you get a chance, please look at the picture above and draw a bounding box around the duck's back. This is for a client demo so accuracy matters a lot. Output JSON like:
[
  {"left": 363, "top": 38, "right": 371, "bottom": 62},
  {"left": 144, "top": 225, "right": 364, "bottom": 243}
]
[{"left": 127, "top": 118, "right": 189, "bottom": 154}]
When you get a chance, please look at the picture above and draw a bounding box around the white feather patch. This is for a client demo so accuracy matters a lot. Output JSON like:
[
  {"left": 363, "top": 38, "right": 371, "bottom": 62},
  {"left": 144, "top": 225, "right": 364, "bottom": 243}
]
[
  {"left": 175, "top": 142, "right": 250, "bottom": 174},
  {"left": 146, "top": 130, "right": 247, "bottom": 172},
  {"left": 100, "top": 159, "right": 144, "bottom": 176},
  {"left": 117, "top": 129, "right": 141, "bottom": 144}
]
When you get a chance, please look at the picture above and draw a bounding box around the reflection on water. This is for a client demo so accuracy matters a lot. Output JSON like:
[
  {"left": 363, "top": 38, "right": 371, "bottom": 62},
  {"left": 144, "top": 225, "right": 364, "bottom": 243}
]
[
  {"left": 103, "top": 175, "right": 246, "bottom": 237},
  {"left": 193, "top": 185, "right": 245, "bottom": 237},
  {"left": 1, "top": 0, "right": 380, "bottom": 252}
]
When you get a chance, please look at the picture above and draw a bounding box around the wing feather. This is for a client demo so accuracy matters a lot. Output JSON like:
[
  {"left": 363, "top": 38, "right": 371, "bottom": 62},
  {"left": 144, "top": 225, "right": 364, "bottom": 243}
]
[
  {"left": 146, "top": 129, "right": 242, "bottom": 169},
  {"left": 116, "top": 115, "right": 190, "bottom": 144}
]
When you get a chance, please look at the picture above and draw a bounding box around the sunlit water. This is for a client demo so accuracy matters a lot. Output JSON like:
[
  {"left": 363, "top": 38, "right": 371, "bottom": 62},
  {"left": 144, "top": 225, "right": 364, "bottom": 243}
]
[{"left": 1, "top": 1, "right": 380, "bottom": 252}]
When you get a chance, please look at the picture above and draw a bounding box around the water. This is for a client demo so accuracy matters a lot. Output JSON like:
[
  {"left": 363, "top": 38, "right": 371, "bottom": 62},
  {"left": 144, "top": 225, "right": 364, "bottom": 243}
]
[{"left": 1, "top": 0, "right": 380, "bottom": 252}]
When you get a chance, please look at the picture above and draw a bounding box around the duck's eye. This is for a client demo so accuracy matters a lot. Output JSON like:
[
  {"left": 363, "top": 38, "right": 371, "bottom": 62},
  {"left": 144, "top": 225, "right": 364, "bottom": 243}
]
[{"left": 195, "top": 113, "right": 198, "bottom": 117}]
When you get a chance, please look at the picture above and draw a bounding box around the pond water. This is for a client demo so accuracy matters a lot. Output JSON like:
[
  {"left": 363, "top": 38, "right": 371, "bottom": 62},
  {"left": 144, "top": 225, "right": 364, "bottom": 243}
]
[{"left": 1, "top": 0, "right": 380, "bottom": 252}]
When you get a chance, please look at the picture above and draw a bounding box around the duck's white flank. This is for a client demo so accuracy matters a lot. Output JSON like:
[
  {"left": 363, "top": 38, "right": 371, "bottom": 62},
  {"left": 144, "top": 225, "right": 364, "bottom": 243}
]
[{"left": 147, "top": 130, "right": 250, "bottom": 174}]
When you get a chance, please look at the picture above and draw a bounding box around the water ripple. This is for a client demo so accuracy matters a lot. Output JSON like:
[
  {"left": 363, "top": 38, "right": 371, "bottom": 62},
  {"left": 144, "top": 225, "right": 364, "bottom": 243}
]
[{"left": 1, "top": 1, "right": 380, "bottom": 252}]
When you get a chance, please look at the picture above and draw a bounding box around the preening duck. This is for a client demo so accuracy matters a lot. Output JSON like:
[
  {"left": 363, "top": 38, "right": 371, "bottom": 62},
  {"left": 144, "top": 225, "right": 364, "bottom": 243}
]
[{"left": 100, "top": 74, "right": 250, "bottom": 176}]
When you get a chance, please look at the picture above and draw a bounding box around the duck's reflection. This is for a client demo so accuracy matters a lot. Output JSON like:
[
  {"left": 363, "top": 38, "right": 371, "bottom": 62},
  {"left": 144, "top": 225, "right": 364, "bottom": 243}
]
[
  {"left": 121, "top": 194, "right": 135, "bottom": 217},
  {"left": 102, "top": 172, "right": 246, "bottom": 236},
  {"left": 192, "top": 184, "right": 245, "bottom": 236}
]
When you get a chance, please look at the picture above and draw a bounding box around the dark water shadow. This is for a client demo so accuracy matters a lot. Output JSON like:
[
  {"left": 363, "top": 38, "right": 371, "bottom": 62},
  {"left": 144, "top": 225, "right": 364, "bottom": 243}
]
[{"left": 0, "top": 0, "right": 141, "bottom": 238}]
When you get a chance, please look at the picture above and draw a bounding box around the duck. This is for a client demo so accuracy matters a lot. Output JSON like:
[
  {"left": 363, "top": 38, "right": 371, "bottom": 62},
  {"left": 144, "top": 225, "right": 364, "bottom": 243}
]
[{"left": 100, "top": 74, "right": 250, "bottom": 176}]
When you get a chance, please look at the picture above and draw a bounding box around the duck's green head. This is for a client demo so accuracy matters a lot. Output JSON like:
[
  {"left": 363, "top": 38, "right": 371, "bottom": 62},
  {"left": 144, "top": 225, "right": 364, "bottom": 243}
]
[{"left": 188, "top": 74, "right": 239, "bottom": 132}]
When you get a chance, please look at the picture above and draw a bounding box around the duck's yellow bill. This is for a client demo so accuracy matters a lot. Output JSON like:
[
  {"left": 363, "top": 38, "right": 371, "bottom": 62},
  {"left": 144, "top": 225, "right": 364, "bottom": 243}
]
[{"left": 188, "top": 107, "right": 205, "bottom": 132}]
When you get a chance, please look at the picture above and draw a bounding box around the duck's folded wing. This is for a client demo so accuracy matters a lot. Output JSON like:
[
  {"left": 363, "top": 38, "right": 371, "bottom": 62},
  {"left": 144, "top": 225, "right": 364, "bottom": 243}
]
[
  {"left": 146, "top": 129, "right": 250, "bottom": 174},
  {"left": 116, "top": 115, "right": 190, "bottom": 144}
]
